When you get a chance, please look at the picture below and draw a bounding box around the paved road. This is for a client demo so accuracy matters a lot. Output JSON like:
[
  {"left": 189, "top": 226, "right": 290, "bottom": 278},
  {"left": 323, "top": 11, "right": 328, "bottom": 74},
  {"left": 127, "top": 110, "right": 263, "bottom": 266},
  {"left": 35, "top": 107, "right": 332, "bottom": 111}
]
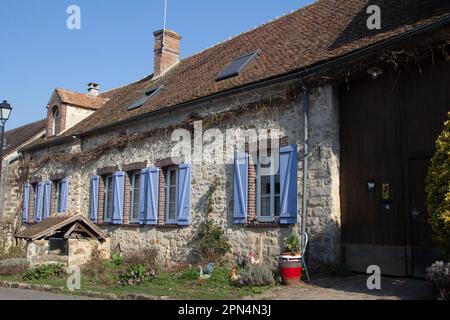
[{"left": 0, "top": 287, "right": 93, "bottom": 300}]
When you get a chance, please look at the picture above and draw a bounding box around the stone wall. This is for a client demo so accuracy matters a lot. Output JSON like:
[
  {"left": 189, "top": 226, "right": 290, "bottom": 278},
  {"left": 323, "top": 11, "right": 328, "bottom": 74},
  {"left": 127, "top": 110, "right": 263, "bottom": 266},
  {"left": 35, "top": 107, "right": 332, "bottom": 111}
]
[
  {"left": 23, "top": 80, "right": 341, "bottom": 269},
  {"left": 68, "top": 238, "right": 111, "bottom": 267},
  {"left": 26, "top": 238, "right": 111, "bottom": 268}
]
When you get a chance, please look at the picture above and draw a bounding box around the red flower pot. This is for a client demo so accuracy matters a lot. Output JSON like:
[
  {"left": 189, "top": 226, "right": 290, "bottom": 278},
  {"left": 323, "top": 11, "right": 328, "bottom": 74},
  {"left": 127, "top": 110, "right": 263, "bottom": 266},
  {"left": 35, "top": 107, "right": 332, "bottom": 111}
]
[{"left": 279, "top": 255, "right": 302, "bottom": 285}]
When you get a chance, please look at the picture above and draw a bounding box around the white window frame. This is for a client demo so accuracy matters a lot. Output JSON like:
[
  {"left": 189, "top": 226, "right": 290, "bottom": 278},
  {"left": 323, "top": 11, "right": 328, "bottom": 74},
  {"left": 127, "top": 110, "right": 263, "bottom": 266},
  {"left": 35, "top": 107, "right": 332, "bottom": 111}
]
[
  {"left": 103, "top": 175, "right": 114, "bottom": 223},
  {"left": 52, "top": 108, "right": 60, "bottom": 136},
  {"left": 256, "top": 160, "right": 281, "bottom": 223},
  {"left": 129, "top": 171, "right": 141, "bottom": 224},
  {"left": 165, "top": 167, "right": 179, "bottom": 224}
]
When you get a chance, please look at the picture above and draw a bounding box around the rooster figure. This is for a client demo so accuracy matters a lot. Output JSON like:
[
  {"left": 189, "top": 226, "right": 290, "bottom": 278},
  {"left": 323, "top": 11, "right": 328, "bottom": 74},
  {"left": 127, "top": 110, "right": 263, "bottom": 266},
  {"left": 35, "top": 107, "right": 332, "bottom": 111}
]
[{"left": 249, "top": 252, "right": 260, "bottom": 265}]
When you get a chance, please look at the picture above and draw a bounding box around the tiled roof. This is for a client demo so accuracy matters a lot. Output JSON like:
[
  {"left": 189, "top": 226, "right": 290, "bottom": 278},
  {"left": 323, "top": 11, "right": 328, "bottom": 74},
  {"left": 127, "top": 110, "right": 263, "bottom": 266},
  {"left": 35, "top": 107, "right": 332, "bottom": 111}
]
[
  {"left": 55, "top": 88, "right": 109, "bottom": 110},
  {"left": 15, "top": 214, "right": 108, "bottom": 241},
  {"left": 26, "top": 0, "right": 450, "bottom": 150},
  {"left": 3, "top": 119, "right": 46, "bottom": 156}
]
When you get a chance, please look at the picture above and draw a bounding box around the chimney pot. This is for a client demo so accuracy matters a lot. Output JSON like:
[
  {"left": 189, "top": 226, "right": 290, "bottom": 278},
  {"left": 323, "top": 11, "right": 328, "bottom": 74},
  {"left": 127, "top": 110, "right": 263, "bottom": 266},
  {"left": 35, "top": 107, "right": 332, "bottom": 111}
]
[
  {"left": 153, "top": 29, "right": 181, "bottom": 78},
  {"left": 87, "top": 82, "right": 100, "bottom": 97}
]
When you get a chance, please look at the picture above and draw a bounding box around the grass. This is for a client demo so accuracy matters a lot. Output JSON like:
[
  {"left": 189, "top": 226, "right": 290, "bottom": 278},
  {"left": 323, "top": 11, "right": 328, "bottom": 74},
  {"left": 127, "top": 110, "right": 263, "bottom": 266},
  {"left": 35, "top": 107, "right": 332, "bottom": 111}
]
[{"left": 0, "top": 267, "right": 273, "bottom": 300}]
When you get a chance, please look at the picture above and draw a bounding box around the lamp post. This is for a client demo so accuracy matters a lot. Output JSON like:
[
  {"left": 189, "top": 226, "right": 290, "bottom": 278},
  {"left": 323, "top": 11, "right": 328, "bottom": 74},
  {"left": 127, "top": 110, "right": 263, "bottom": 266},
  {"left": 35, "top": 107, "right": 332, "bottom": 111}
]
[{"left": 0, "top": 100, "right": 12, "bottom": 193}]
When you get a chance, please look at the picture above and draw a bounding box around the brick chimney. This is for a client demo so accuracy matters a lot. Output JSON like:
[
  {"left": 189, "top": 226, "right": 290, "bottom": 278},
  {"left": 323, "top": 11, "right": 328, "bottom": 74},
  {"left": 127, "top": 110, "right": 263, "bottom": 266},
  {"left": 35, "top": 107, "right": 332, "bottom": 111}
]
[{"left": 153, "top": 29, "right": 181, "bottom": 78}]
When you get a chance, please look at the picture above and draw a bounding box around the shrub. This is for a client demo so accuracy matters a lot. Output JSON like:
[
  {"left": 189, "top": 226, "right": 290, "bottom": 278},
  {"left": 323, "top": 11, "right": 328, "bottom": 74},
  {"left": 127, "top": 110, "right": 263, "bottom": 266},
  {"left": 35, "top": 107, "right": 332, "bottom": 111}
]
[
  {"left": 179, "top": 266, "right": 200, "bottom": 281},
  {"left": 284, "top": 231, "right": 301, "bottom": 255},
  {"left": 0, "top": 244, "right": 25, "bottom": 261},
  {"left": 192, "top": 220, "right": 231, "bottom": 264},
  {"left": 426, "top": 261, "right": 450, "bottom": 300},
  {"left": 426, "top": 113, "right": 450, "bottom": 259},
  {"left": 22, "top": 264, "right": 65, "bottom": 281},
  {"left": 123, "top": 248, "right": 158, "bottom": 270},
  {"left": 83, "top": 246, "right": 119, "bottom": 285},
  {"left": 119, "top": 264, "right": 155, "bottom": 286},
  {"left": 234, "top": 265, "right": 275, "bottom": 287},
  {"left": 0, "top": 258, "right": 29, "bottom": 276},
  {"left": 110, "top": 253, "right": 124, "bottom": 268}
]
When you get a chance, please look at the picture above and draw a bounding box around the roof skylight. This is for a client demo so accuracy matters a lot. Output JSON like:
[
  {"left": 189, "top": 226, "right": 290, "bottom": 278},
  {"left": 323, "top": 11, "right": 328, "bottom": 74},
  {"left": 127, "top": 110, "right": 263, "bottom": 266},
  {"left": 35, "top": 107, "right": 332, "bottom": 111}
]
[
  {"left": 128, "top": 85, "right": 165, "bottom": 111},
  {"left": 215, "top": 50, "right": 261, "bottom": 82}
]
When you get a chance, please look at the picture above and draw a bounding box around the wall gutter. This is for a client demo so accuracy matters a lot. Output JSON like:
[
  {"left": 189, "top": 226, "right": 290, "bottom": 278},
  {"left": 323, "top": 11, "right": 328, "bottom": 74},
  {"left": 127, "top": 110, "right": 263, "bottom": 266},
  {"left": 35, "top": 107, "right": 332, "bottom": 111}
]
[{"left": 21, "top": 15, "right": 450, "bottom": 153}]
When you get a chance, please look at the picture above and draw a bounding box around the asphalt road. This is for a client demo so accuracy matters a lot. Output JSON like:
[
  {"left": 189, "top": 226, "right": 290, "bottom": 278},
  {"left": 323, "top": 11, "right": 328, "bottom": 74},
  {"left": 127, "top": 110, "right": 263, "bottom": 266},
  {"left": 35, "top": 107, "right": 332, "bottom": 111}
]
[{"left": 0, "top": 287, "right": 93, "bottom": 300}]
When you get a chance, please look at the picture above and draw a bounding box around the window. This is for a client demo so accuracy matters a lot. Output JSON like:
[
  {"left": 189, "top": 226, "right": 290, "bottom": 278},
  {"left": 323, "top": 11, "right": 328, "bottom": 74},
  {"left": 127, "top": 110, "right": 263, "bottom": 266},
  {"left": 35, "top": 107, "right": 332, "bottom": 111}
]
[
  {"left": 42, "top": 184, "right": 48, "bottom": 219},
  {"left": 129, "top": 171, "right": 141, "bottom": 223},
  {"left": 215, "top": 50, "right": 261, "bottom": 82},
  {"left": 256, "top": 158, "right": 281, "bottom": 222},
  {"left": 52, "top": 107, "right": 60, "bottom": 135},
  {"left": 128, "top": 85, "right": 164, "bottom": 111},
  {"left": 54, "top": 180, "right": 63, "bottom": 213},
  {"left": 165, "top": 167, "right": 179, "bottom": 223},
  {"left": 103, "top": 174, "right": 114, "bottom": 223},
  {"left": 32, "top": 183, "right": 38, "bottom": 218}
]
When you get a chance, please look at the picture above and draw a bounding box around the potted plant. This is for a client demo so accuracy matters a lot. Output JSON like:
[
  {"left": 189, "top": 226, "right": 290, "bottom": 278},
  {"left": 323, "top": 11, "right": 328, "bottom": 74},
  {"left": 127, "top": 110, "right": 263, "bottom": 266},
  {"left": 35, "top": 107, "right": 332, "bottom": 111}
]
[{"left": 279, "top": 231, "right": 303, "bottom": 285}]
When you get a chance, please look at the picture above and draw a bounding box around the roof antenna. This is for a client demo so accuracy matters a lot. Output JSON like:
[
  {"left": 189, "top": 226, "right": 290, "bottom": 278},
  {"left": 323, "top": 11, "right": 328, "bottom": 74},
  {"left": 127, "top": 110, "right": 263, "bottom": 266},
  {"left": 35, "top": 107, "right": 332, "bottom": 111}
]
[{"left": 162, "top": 0, "right": 168, "bottom": 52}]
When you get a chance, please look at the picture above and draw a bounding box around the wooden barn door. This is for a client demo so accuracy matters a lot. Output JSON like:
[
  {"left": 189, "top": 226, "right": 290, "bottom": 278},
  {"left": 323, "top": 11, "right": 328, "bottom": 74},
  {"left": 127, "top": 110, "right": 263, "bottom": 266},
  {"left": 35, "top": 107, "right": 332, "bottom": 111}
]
[
  {"left": 339, "top": 56, "right": 449, "bottom": 277},
  {"left": 405, "top": 157, "right": 440, "bottom": 277}
]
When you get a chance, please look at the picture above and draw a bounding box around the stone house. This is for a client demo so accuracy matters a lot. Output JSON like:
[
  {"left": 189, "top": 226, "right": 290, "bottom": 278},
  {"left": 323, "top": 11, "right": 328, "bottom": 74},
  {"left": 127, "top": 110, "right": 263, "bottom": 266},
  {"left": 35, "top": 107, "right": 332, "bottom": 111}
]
[
  {"left": 7, "top": 0, "right": 450, "bottom": 275},
  {"left": 0, "top": 119, "right": 47, "bottom": 250}
]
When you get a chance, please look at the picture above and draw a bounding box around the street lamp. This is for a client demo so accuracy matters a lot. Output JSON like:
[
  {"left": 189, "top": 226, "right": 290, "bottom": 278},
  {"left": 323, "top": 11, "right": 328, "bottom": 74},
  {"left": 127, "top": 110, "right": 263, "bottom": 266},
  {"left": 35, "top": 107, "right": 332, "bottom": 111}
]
[
  {"left": 0, "top": 101, "right": 12, "bottom": 124},
  {"left": 0, "top": 100, "right": 12, "bottom": 197}
]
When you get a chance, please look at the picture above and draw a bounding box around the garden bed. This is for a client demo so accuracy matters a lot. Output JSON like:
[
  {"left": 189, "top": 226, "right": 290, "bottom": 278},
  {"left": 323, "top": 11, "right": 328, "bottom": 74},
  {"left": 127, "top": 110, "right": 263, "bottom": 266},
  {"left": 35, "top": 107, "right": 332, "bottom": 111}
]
[{"left": 0, "top": 267, "right": 272, "bottom": 300}]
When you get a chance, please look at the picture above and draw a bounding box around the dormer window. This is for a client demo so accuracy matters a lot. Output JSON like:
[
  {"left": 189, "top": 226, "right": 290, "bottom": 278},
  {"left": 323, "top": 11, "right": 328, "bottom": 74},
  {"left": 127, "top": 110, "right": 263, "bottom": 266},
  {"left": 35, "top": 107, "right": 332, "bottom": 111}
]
[{"left": 52, "top": 107, "right": 60, "bottom": 136}]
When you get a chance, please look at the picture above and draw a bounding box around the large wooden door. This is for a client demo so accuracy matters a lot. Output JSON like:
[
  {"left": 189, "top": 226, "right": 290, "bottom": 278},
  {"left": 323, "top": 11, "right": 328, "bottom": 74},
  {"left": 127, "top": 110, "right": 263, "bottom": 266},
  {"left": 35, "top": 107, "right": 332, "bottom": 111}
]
[{"left": 339, "top": 56, "right": 449, "bottom": 277}]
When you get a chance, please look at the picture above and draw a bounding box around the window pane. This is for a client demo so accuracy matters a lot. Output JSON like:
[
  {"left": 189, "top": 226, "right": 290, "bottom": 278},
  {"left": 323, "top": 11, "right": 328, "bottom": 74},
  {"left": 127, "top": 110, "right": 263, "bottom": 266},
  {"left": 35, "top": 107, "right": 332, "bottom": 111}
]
[
  {"left": 105, "top": 176, "right": 113, "bottom": 220},
  {"left": 260, "top": 196, "right": 271, "bottom": 217},
  {"left": 261, "top": 176, "right": 271, "bottom": 195},
  {"left": 132, "top": 174, "right": 140, "bottom": 221},
  {"left": 166, "top": 169, "right": 178, "bottom": 222},
  {"left": 274, "top": 195, "right": 281, "bottom": 217}
]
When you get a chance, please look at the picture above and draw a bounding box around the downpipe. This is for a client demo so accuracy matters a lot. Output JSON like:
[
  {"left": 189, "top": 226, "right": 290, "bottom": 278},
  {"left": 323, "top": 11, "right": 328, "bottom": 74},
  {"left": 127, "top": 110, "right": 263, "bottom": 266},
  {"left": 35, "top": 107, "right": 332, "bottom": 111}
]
[{"left": 300, "top": 77, "right": 309, "bottom": 246}]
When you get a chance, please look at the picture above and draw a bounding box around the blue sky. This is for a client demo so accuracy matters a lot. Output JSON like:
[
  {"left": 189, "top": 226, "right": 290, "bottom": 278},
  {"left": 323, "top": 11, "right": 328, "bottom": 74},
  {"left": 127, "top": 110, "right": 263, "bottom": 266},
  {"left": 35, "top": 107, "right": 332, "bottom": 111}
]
[{"left": 0, "top": 0, "right": 313, "bottom": 130}]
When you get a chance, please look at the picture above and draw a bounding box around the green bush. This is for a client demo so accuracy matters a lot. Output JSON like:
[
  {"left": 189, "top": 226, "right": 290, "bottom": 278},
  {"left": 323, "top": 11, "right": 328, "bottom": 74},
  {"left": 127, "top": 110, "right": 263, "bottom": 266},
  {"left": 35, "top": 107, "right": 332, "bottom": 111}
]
[
  {"left": 110, "top": 253, "right": 124, "bottom": 267},
  {"left": 179, "top": 266, "right": 200, "bottom": 281},
  {"left": 426, "top": 113, "right": 450, "bottom": 259},
  {"left": 119, "top": 264, "right": 155, "bottom": 286},
  {"left": 22, "top": 264, "right": 65, "bottom": 281},
  {"left": 284, "top": 231, "right": 301, "bottom": 255},
  {"left": 192, "top": 220, "right": 231, "bottom": 264},
  {"left": 234, "top": 265, "right": 275, "bottom": 287}
]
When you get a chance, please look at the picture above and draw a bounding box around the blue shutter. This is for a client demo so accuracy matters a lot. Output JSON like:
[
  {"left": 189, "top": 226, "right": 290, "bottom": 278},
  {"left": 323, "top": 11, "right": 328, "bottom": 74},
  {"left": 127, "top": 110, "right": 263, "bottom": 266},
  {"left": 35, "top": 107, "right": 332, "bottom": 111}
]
[
  {"left": 177, "top": 164, "right": 191, "bottom": 226},
  {"left": 34, "top": 182, "right": 44, "bottom": 223},
  {"left": 143, "top": 167, "right": 159, "bottom": 225},
  {"left": 22, "top": 184, "right": 30, "bottom": 223},
  {"left": 233, "top": 153, "right": 248, "bottom": 224},
  {"left": 112, "top": 171, "right": 125, "bottom": 225},
  {"left": 89, "top": 176, "right": 100, "bottom": 222},
  {"left": 280, "top": 145, "right": 298, "bottom": 225},
  {"left": 60, "top": 178, "right": 69, "bottom": 213},
  {"left": 139, "top": 168, "right": 148, "bottom": 224},
  {"left": 43, "top": 180, "right": 52, "bottom": 220}
]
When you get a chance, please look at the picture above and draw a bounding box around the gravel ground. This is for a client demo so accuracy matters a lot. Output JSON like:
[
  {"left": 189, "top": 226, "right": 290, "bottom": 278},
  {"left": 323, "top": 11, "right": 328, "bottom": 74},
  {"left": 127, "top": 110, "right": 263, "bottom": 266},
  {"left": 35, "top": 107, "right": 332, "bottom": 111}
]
[{"left": 245, "top": 275, "right": 433, "bottom": 300}]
